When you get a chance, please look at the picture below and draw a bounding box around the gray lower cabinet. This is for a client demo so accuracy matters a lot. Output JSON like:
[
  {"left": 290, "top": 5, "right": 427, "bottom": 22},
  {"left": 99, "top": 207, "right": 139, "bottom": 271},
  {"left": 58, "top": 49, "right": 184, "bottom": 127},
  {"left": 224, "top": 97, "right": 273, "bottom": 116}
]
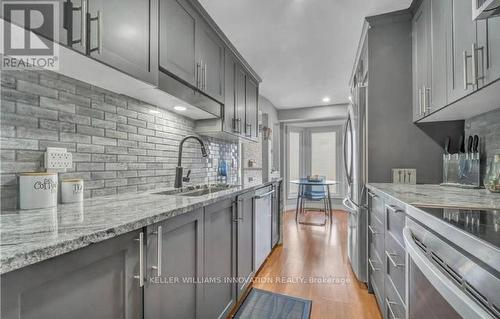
[
  {"left": 144, "top": 208, "right": 204, "bottom": 319},
  {"left": 1, "top": 230, "right": 143, "bottom": 319},
  {"left": 87, "top": 0, "right": 158, "bottom": 85},
  {"left": 271, "top": 182, "right": 281, "bottom": 247},
  {"left": 236, "top": 190, "right": 255, "bottom": 300},
  {"left": 202, "top": 199, "right": 237, "bottom": 319}
]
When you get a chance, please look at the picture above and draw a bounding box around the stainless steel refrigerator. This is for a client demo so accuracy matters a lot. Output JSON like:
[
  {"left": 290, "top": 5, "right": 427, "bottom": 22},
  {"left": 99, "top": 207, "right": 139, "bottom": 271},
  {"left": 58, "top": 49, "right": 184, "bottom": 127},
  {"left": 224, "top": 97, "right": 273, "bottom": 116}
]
[{"left": 342, "top": 84, "right": 368, "bottom": 283}]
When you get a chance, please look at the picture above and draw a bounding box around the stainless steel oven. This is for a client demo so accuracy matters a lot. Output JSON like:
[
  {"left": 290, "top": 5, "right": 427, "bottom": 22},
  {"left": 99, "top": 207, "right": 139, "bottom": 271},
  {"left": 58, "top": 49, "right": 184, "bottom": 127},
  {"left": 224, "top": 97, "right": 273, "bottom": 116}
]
[{"left": 404, "top": 218, "right": 500, "bottom": 319}]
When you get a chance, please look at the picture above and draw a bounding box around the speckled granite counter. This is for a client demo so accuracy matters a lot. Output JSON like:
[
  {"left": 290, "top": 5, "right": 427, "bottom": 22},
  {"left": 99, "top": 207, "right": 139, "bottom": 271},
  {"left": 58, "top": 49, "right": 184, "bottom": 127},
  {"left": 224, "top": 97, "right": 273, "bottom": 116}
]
[
  {"left": 367, "top": 183, "right": 500, "bottom": 210},
  {"left": 0, "top": 179, "right": 282, "bottom": 275}
]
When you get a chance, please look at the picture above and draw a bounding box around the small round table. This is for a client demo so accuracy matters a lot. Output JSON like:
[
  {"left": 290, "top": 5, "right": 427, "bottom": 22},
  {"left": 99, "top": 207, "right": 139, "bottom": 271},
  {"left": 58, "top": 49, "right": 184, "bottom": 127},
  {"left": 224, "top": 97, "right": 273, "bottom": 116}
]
[{"left": 291, "top": 180, "right": 338, "bottom": 225}]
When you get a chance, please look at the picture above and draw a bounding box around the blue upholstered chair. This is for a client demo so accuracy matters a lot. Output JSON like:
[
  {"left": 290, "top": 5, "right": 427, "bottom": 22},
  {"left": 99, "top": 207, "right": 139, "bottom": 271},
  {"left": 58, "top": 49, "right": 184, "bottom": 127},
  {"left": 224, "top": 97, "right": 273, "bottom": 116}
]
[{"left": 296, "top": 176, "right": 329, "bottom": 225}]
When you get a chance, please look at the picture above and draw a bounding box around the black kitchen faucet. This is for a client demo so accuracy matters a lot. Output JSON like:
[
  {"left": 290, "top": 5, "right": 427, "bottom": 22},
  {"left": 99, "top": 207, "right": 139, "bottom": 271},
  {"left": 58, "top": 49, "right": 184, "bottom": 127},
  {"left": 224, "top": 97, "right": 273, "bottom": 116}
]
[{"left": 174, "top": 136, "right": 208, "bottom": 188}]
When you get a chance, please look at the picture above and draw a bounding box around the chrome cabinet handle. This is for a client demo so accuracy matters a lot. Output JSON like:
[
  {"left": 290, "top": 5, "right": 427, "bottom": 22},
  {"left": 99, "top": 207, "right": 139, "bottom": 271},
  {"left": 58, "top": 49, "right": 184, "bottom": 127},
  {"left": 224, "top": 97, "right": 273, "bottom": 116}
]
[
  {"left": 473, "top": 43, "right": 485, "bottom": 86},
  {"left": 196, "top": 62, "right": 201, "bottom": 88},
  {"left": 425, "top": 86, "right": 431, "bottom": 113},
  {"left": 385, "top": 250, "right": 405, "bottom": 268},
  {"left": 151, "top": 226, "right": 162, "bottom": 276},
  {"left": 64, "top": 0, "right": 87, "bottom": 46},
  {"left": 204, "top": 64, "right": 207, "bottom": 91},
  {"left": 255, "top": 189, "right": 275, "bottom": 199},
  {"left": 368, "top": 258, "right": 380, "bottom": 272},
  {"left": 246, "top": 123, "right": 252, "bottom": 137},
  {"left": 385, "top": 298, "right": 400, "bottom": 319},
  {"left": 417, "top": 88, "right": 422, "bottom": 116},
  {"left": 133, "top": 232, "right": 144, "bottom": 287},
  {"left": 421, "top": 86, "right": 426, "bottom": 115},
  {"left": 87, "top": 10, "right": 102, "bottom": 54},
  {"left": 463, "top": 49, "right": 473, "bottom": 90},
  {"left": 368, "top": 225, "right": 379, "bottom": 235},
  {"left": 80, "top": 0, "right": 87, "bottom": 46}
]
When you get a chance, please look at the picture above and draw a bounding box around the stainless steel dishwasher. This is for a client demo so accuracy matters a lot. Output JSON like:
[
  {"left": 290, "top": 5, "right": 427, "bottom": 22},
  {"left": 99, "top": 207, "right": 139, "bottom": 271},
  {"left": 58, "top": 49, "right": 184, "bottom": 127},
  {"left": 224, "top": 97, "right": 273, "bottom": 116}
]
[{"left": 254, "top": 186, "right": 274, "bottom": 271}]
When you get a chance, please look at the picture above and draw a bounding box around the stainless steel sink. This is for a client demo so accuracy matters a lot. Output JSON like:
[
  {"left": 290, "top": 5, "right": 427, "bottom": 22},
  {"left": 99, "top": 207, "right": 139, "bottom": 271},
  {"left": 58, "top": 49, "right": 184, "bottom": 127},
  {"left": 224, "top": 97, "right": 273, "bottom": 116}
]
[{"left": 154, "top": 184, "right": 237, "bottom": 197}]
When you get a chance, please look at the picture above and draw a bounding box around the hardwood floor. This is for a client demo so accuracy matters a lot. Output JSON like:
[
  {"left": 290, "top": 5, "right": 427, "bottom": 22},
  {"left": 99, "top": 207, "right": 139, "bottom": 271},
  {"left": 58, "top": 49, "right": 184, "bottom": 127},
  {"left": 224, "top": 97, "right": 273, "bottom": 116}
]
[{"left": 251, "top": 210, "right": 382, "bottom": 319}]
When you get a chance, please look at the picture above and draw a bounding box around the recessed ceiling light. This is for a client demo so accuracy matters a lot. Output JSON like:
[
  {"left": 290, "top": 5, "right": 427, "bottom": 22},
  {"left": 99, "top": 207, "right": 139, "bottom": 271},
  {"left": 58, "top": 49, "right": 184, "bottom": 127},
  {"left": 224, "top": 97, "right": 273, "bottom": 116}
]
[
  {"left": 149, "top": 109, "right": 161, "bottom": 115},
  {"left": 174, "top": 105, "right": 187, "bottom": 111},
  {"left": 322, "top": 97, "right": 331, "bottom": 103}
]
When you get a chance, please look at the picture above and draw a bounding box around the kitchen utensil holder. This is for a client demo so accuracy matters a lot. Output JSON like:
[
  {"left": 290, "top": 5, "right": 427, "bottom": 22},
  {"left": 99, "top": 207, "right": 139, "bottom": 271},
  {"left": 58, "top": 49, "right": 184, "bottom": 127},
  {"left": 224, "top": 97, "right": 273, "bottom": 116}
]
[{"left": 441, "top": 151, "right": 481, "bottom": 189}]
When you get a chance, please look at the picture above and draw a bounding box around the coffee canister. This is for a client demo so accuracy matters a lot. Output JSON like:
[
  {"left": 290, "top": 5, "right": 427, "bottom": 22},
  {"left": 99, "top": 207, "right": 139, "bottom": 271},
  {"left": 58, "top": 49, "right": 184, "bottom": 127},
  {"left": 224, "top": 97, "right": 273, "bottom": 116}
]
[
  {"left": 19, "top": 173, "right": 58, "bottom": 210},
  {"left": 61, "top": 179, "right": 84, "bottom": 203}
]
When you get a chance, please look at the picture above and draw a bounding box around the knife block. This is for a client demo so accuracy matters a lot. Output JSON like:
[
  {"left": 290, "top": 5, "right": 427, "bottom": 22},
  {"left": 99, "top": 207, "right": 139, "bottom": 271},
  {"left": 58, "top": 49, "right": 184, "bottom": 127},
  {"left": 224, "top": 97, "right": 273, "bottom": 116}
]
[{"left": 442, "top": 152, "right": 481, "bottom": 188}]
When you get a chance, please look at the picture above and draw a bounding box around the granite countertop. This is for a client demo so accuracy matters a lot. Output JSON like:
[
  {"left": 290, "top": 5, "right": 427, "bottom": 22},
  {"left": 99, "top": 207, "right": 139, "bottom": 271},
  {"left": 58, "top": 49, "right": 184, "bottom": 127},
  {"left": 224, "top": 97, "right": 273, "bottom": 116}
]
[
  {"left": 0, "top": 179, "right": 282, "bottom": 275},
  {"left": 367, "top": 183, "right": 500, "bottom": 210}
]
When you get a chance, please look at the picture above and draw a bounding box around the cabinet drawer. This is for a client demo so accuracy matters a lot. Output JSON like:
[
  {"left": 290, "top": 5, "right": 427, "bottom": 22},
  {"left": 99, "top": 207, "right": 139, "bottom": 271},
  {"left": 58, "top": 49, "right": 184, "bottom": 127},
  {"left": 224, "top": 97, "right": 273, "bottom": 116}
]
[
  {"left": 386, "top": 204, "right": 405, "bottom": 246},
  {"left": 385, "top": 231, "right": 406, "bottom": 304},
  {"left": 369, "top": 245, "right": 384, "bottom": 311},
  {"left": 384, "top": 274, "right": 406, "bottom": 319},
  {"left": 369, "top": 221, "right": 384, "bottom": 259},
  {"left": 369, "top": 191, "right": 385, "bottom": 223}
]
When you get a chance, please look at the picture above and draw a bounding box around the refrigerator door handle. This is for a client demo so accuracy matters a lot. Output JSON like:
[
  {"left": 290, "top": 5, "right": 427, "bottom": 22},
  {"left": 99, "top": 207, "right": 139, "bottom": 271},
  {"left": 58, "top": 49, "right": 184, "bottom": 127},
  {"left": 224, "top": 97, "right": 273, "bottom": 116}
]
[{"left": 343, "top": 114, "right": 353, "bottom": 186}]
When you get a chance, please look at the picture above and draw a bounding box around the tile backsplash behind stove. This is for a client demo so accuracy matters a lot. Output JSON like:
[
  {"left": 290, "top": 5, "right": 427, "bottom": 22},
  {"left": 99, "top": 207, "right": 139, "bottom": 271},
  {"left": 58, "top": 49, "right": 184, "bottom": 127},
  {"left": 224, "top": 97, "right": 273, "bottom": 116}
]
[
  {"left": 465, "top": 108, "right": 500, "bottom": 181},
  {"left": 0, "top": 70, "right": 239, "bottom": 211}
]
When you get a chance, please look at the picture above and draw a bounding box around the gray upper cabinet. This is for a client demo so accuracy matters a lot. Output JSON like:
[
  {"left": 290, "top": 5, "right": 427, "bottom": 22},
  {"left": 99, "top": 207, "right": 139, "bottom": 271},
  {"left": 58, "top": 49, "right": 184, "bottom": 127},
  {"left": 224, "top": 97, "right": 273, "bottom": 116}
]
[
  {"left": 429, "top": 0, "right": 448, "bottom": 112},
  {"left": 477, "top": 17, "right": 500, "bottom": 86},
  {"left": 1, "top": 230, "right": 143, "bottom": 319},
  {"left": 87, "top": 0, "right": 158, "bottom": 85},
  {"left": 412, "top": 0, "right": 431, "bottom": 121},
  {"left": 144, "top": 209, "right": 204, "bottom": 319},
  {"left": 224, "top": 51, "right": 237, "bottom": 134},
  {"left": 160, "top": 0, "right": 198, "bottom": 86},
  {"left": 245, "top": 76, "right": 259, "bottom": 139},
  {"left": 197, "top": 20, "right": 225, "bottom": 103},
  {"left": 235, "top": 65, "right": 247, "bottom": 136},
  {"left": 236, "top": 191, "right": 255, "bottom": 300},
  {"left": 202, "top": 199, "right": 237, "bottom": 319},
  {"left": 447, "top": 0, "right": 476, "bottom": 103}
]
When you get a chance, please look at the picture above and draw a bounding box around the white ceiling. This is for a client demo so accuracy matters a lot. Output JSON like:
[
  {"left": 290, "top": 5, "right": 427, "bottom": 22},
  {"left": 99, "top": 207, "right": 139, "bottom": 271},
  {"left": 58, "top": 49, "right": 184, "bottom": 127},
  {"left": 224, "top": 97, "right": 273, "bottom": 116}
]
[{"left": 199, "top": 0, "right": 412, "bottom": 109}]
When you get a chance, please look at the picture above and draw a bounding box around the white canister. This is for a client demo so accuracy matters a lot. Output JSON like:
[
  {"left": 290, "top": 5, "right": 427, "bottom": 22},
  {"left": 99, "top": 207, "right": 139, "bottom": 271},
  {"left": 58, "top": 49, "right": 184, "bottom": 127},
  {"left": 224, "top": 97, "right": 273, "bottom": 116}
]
[
  {"left": 61, "top": 179, "right": 84, "bottom": 204},
  {"left": 19, "top": 173, "right": 58, "bottom": 210}
]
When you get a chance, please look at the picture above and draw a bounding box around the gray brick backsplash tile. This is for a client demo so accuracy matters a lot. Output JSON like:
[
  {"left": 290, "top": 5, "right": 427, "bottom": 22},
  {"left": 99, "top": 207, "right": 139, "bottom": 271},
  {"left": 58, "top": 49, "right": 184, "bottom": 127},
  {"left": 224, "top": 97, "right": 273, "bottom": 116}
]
[
  {"left": 59, "top": 112, "right": 91, "bottom": 125},
  {"left": 40, "top": 96, "right": 76, "bottom": 113},
  {"left": 91, "top": 171, "right": 117, "bottom": 180},
  {"left": 60, "top": 132, "right": 92, "bottom": 144},
  {"left": 106, "top": 162, "right": 128, "bottom": 170},
  {"left": 1, "top": 70, "right": 239, "bottom": 209},
  {"left": 77, "top": 124, "right": 104, "bottom": 137},
  {"left": 105, "top": 146, "right": 128, "bottom": 155},
  {"left": 92, "top": 136, "right": 117, "bottom": 146},
  {"left": 59, "top": 91, "right": 91, "bottom": 107},
  {"left": 40, "top": 119, "right": 76, "bottom": 132},
  {"left": 1, "top": 137, "right": 38, "bottom": 150},
  {"left": 76, "top": 106, "right": 104, "bottom": 119},
  {"left": 17, "top": 80, "right": 58, "bottom": 99},
  {"left": 91, "top": 154, "right": 117, "bottom": 162},
  {"left": 77, "top": 143, "right": 104, "bottom": 154},
  {"left": 17, "top": 127, "right": 59, "bottom": 141},
  {"left": 0, "top": 126, "right": 16, "bottom": 138},
  {"left": 92, "top": 118, "right": 116, "bottom": 130},
  {"left": 17, "top": 103, "right": 58, "bottom": 120},
  {"left": 1, "top": 150, "right": 15, "bottom": 161}
]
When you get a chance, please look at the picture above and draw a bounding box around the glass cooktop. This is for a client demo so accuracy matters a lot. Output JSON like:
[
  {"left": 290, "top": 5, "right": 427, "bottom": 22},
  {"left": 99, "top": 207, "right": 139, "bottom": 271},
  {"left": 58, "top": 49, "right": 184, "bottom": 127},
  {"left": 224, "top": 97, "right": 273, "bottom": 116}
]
[{"left": 413, "top": 206, "right": 500, "bottom": 248}]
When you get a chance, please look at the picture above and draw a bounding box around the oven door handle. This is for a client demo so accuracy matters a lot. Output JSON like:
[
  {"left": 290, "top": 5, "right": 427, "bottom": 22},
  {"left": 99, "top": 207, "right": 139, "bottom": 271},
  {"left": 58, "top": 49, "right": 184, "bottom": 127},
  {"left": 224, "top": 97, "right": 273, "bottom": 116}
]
[{"left": 403, "top": 227, "right": 494, "bottom": 319}]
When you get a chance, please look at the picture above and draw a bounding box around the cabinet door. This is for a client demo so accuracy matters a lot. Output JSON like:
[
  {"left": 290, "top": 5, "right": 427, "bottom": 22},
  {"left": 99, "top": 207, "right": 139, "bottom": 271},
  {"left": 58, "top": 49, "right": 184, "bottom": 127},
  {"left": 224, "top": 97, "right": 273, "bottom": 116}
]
[
  {"left": 235, "top": 65, "right": 246, "bottom": 137},
  {"left": 271, "top": 183, "right": 280, "bottom": 247},
  {"left": 224, "top": 52, "right": 236, "bottom": 134},
  {"left": 236, "top": 191, "right": 255, "bottom": 300},
  {"left": 412, "top": 0, "right": 431, "bottom": 121},
  {"left": 144, "top": 209, "right": 204, "bottom": 319},
  {"left": 160, "top": 0, "right": 198, "bottom": 86},
  {"left": 197, "top": 20, "right": 225, "bottom": 103},
  {"left": 447, "top": 0, "right": 476, "bottom": 103},
  {"left": 245, "top": 76, "right": 258, "bottom": 139},
  {"left": 1, "top": 230, "right": 143, "bottom": 319},
  {"left": 430, "top": 0, "right": 448, "bottom": 112},
  {"left": 88, "top": 0, "right": 158, "bottom": 85},
  {"left": 61, "top": 0, "right": 86, "bottom": 54},
  {"left": 477, "top": 17, "right": 500, "bottom": 86},
  {"left": 202, "top": 199, "right": 236, "bottom": 319}
]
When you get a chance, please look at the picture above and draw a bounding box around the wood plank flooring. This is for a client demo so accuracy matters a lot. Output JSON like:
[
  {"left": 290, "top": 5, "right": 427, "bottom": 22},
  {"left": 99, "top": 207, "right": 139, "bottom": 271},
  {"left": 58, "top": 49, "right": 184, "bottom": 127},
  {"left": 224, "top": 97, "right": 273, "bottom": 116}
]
[{"left": 251, "top": 210, "right": 382, "bottom": 319}]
